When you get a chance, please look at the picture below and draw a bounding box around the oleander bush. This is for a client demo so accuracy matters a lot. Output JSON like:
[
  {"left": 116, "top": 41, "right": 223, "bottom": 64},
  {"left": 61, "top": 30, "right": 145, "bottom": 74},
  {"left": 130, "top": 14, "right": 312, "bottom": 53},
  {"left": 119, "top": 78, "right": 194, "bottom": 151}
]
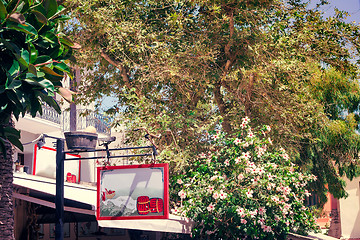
[{"left": 171, "top": 117, "right": 318, "bottom": 239}]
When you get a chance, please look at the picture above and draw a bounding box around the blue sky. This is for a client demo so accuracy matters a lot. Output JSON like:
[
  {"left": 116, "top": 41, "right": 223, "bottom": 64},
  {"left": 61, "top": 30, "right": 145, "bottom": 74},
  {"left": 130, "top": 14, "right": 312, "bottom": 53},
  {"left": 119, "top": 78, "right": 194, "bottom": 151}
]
[{"left": 313, "top": 0, "right": 360, "bottom": 23}]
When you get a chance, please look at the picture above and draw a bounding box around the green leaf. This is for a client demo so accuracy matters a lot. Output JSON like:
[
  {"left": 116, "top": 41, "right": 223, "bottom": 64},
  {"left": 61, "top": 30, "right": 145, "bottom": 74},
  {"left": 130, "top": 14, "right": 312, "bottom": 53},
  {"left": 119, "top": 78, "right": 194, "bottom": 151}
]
[
  {"left": 8, "top": 60, "right": 20, "bottom": 76},
  {"left": 39, "top": 91, "right": 61, "bottom": 114},
  {"left": 40, "top": 66, "right": 63, "bottom": 78},
  {"left": 6, "top": 76, "right": 22, "bottom": 89},
  {"left": 43, "top": 31, "right": 57, "bottom": 44},
  {"left": 43, "top": 0, "right": 58, "bottom": 18},
  {"left": 32, "top": 10, "right": 47, "bottom": 24},
  {"left": 6, "top": 89, "right": 23, "bottom": 110},
  {"left": 0, "top": 1, "right": 7, "bottom": 21},
  {"left": 28, "top": 63, "right": 37, "bottom": 76},
  {"left": 29, "top": 42, "right": 38, "bottom": 63},
  {"left": 6, "top": 0, "right": 18, "bottom": 13},
  {"left": 21, "top": 49, "right": 30, "bottom": 65},
  {"left": 7, "top": 134, "right": 23, "bottom": 151},
  {"left": 53, "top": 61, "right": 70, "bottom": 73},
  {"left": 3, "top": 126, "right": 21, "bottom": 138},
  {"left": 6, "top": 21, "right": 38, "bottom": 37},
  {"left": 59, "top": 35, "right": 74, "bottom": 47},
  {"left": 34, "top": 55, "right": 52, "bottom": 65}
]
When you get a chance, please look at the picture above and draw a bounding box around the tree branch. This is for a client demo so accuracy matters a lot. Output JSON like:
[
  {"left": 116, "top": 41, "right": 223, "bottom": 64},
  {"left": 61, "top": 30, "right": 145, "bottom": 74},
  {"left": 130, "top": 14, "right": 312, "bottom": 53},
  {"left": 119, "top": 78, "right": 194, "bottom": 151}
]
[
  {"left": 100, "top": 49, "right": 141, "bottom": 97},
  {"left": 214, "top": 82, "right": 232, "bottom": 134}
]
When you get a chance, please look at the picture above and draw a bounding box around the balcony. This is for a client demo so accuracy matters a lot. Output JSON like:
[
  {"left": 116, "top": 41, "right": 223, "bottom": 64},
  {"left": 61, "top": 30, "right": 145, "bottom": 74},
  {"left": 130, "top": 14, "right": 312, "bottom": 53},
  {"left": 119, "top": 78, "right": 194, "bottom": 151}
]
[{"left": 17, "top": 105, "right": 110, "bottom": 136}]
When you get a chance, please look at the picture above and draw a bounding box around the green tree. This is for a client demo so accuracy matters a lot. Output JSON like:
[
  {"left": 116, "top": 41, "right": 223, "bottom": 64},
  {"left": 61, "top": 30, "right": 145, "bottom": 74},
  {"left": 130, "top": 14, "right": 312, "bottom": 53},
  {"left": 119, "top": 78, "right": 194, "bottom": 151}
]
[
  {"left": 68, "top": 0, "right": 360, "bottom": 204},
  {"left": 0, "top": 0, "right": 76, "bottom": 238}
]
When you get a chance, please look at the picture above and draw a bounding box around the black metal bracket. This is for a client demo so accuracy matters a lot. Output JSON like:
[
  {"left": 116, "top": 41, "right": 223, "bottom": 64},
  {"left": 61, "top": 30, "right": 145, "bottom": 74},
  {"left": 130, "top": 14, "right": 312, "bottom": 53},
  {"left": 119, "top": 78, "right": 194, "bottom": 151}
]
[{"left": 55, "top": 140, "right": 157, "bottom": 240}]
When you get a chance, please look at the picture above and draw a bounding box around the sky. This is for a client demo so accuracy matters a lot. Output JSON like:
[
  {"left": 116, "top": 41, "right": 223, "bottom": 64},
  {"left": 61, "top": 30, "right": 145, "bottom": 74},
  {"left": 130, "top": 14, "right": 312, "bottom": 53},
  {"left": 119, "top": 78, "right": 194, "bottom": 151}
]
[{"left": 312, "top": 0, "right": 360, "bottom": 23}]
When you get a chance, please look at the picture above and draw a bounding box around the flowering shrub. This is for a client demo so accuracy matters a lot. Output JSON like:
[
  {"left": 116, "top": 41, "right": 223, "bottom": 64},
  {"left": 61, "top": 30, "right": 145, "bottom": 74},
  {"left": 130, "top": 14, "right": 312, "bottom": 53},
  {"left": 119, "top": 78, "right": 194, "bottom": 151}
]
[{"left": 171, "top": 117, "right": 318, "bottom": 239}]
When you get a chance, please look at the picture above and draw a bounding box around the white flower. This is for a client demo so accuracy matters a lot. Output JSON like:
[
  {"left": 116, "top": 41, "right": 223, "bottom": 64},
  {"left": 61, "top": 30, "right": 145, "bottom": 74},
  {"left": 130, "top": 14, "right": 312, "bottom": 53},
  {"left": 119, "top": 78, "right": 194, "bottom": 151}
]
[
  {"left": 207, "top": 203, "right": 215, "bottom": 212},
  {"left": 224, "top": 159, "right": 230, "bottom": 166},
  {"left": 213, "top": 135, "right": 219, "bottom": 141},
  {"left": 236, "top": 207, "right": 245, "bottom": 216},
  {"left": 237, "top": 174, "right": 244, "bottom": 181},
  {"left": 199, "top": 152, "right": 207, "bottom": 158},
  {"left": 234, "top": 138, "right": 242, "bottom": 145},
  {"left": 266, "top": 125, "right": 271, "bottom": 132},
  {"left": 241, "top": 152, "right": 251, "bottom": 161},
  {"left": 245, "top": 190, "right": 253, "bottom": 198},
  {"left": 235, "top": 157, "right": 241, "bottom": 164},
  {"left": 249, "top": 210, "right": 257, "bottom": 218},
  {"left": 304, "top": 190, "right": 311, "bottom": 197},
  {"left": 219, "top": 190, "right": 228, "bottom": 200},
  {"left": 177, "top": 179, "right": 183, "bottom": 184},
  {"left": 213, "top": 191, "right": 220, "bottom": 199},
  {"left": 171, "top": 208, "right": 179, "bottom": 214},
  {"left": 210, "top": 175, "right": 218, "bottom": 181},
  {"left": 207, "top": 185, "right": 214, "bottom": 193},
  {"left": 247, "top": 131, "right": 255, "bottom": 138},
  {"left": 178, "top": 190, "right": 186, "bottom": 199},
  {"left": 242, "top": 116, "right": 250, "bottom": 124}
]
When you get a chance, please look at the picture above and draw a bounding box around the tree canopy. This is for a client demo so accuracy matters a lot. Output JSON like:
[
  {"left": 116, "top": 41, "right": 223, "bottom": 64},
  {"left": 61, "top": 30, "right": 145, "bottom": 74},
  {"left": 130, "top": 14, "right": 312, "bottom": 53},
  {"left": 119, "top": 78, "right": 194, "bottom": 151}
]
[{"left": 67, "top": 0, "right": 360, "bottom": 203}]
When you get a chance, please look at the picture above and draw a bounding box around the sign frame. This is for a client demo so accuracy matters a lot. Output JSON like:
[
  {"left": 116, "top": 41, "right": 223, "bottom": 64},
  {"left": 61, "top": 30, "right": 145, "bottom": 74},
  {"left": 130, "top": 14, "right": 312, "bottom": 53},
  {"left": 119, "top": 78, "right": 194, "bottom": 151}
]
[{"left": 96, "top": 163, "right": 169, "bottom": 220}]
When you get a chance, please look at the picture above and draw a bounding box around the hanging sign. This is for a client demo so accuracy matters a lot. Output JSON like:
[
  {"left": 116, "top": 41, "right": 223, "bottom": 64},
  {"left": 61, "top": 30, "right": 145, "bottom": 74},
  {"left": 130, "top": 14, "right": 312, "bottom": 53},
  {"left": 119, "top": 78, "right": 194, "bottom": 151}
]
[
  {"left": 33, "top": 144, "right": 81, "bottom": 183},
  {"left": 97, "top": 163, "right": 169, "bottom": 220}
]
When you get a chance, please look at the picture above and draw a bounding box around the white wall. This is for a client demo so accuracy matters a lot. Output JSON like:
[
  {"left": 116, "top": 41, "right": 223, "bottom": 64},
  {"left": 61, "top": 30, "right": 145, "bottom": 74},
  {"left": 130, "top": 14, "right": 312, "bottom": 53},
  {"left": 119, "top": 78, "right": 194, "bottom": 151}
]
[{"left": 339, "top": 176, "right": 360, "bottom": 239}]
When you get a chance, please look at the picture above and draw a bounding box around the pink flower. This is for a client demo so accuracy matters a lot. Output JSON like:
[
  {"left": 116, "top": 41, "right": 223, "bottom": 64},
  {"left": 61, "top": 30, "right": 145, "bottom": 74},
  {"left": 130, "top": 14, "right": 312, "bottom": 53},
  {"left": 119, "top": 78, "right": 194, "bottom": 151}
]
[
  {"left": 237, "top": 174, "right": 244, "bottom": 181},
  {"left": 262, "top": 225, "right": 272, "bottom": 232},
  {"left": 241, "top": 219, "right": 247, "bottom": 224},
  {"left": 207, "top": 203, "right": 215, "bottom": 212},
  {"left": 177, "top": 179, "right": 183, "bottom": 184},
  {"left": 199, "top": 153, "right": 206, "bottom": 158},
  {"left": 258, "top": 207, "right": 266, "bottom": 215}
]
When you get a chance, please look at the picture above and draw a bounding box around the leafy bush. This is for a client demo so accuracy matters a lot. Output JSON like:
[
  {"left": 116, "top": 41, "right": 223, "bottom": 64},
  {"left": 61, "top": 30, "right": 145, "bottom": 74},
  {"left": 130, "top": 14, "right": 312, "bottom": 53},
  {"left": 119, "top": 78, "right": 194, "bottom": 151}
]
[
  {"left": 0, "top": 0, "right": 77, "bottom": 154},
  {"left": 171, "top": 117, "right": 318, "bottom": 239}
]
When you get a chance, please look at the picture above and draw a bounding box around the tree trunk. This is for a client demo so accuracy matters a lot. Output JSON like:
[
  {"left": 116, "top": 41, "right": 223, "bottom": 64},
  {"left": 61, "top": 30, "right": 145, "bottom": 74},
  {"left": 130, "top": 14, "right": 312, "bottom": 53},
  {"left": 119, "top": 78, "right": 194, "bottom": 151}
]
[{"left": 0, "top": 118, "right": 15, "bottom": 240}]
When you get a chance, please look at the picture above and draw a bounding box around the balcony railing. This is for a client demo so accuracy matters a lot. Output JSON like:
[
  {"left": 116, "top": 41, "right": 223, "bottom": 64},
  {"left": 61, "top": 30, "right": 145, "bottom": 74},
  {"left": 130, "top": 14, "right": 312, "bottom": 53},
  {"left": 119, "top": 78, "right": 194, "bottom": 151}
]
[
  {"left": 35, "top": 104, "right": 61, "bottom": 125},
  {"left": 33, "top": 104, "right": 111, "bottom": 135},
  {"left": 62, "top": 109, "right": 111, "bottom": 136}
]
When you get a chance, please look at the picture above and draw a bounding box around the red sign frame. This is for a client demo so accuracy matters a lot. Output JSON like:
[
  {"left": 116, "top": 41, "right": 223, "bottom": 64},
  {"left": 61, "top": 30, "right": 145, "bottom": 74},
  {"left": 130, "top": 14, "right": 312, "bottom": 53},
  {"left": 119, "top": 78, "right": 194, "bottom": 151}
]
[{"left": 96, "top": 163, "right": 169, "bottom": 220}]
